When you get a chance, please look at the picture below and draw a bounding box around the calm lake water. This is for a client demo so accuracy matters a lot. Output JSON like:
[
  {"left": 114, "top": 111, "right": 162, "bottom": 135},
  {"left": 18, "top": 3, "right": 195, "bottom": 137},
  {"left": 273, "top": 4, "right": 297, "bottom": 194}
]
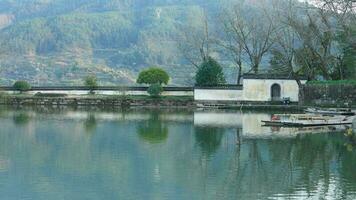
[{"left": 0, "top": 107, "right": 355, "bottom": 200}]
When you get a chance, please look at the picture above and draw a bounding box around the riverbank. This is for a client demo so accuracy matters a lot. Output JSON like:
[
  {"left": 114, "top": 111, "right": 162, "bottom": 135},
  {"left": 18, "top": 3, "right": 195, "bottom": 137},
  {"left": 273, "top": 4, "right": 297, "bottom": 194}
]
[
  {"left": 1, "top": 83, "right": 354, "bottom": 109},
  {"left": 1, "top": 92, "right": 354, "bottom": 111},
  {"left": 0, "top": 94, "right": 314, "bottom": 111},
  {"left": 0, "top": 95, "right": 195, "bottom": 108}
]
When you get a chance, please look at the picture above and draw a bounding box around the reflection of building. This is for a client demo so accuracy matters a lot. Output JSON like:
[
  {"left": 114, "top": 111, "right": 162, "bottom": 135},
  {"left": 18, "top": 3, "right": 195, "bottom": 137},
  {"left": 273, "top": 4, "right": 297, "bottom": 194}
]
[
  {"left": 195, "top": 74, "right": 307, "bottom": 102},
  {"left": 193, "top": 111, "right": 348, "bottom": 139},
  {"left": 194, "top": 112, "right": 243, "bottom": 128}
]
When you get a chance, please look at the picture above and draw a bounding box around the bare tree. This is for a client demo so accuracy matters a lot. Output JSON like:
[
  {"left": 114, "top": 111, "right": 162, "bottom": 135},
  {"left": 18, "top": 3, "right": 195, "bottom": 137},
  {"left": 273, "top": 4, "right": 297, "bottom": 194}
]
[
  {"left": 216, "top": 13, "right": 245, "bottom": 84},
  {"left": 316, "top": 0, "right": 356, "bottom": 79},
  {"left": 178, "top": 11, "right": 211, "bottom": 68},
  {"left": 225, "top": 4, "right": 275, "bottom": 74},
  {"left": 269, "top": 2, "right": 302, "bottom": 83},
  {"left": 284, "top": 0, "right": 356, "bottom": 80}
]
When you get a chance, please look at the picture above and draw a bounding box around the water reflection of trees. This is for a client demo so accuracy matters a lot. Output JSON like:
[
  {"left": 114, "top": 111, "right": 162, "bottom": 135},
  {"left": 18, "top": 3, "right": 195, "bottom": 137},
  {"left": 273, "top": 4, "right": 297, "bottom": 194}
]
[
  {"left": 218, "top": 132, "right": 356, "bottom": 199},
  {"left": 0, "top": 109, "right": 356, "bottom": 199},
  {"left": 84, "top": 114, "right": 97, "bottom": 134},
  {"left": 345, "top": 128, "right": 356, "bottom": 152},
  {"left": 194, "top": 126, "right": 225, "bottom": 157},
  {"left": 13, "top": 112, "right": 31, "bottom": 125},
  {"left": 137, "top": 112, "right": 168, "bottom": 144}
]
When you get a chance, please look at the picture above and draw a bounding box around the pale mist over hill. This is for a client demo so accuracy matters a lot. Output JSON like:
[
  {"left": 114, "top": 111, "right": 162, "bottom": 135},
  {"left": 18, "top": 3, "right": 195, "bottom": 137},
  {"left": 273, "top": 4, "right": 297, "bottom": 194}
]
[{"left": 0, "top": 0, "right": 273, "bottom": 86}]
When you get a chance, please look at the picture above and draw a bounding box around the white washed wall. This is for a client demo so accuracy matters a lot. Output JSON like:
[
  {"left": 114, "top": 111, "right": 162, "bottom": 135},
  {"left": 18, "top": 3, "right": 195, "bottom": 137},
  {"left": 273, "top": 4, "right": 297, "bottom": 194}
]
[
  {"left": 242, "top": 79, "right": 306, "bottom": 102},
  {"left": 194, "top": 89, "right": 243, "bottom": 101},
  {"left": 161, "top": 91, "right": 193, "bottom": 96}
]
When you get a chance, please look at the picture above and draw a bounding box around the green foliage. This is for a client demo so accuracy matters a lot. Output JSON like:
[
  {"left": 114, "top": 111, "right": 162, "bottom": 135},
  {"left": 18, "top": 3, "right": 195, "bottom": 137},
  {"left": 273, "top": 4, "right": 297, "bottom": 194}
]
[
  {"left": 147, "top": 83, "right": 163, "bottom": 98},
  {"left": 13, "top": 81, "right": 31, "bottom": 92},
  {"left": 84, "top": 75, "right": 98, "bottom": 93},
  {"left": 195, "top": 57, "right": 226, "bottom": 86},
  {"left": 0, "top": 12, "right": 134, "bottom": 54},
  {"left": 333, "top": 25, "right": 356, "bottom": 80},
  {"left": 137, "top": 67, "right": 170, "bottom": 85},
  {"left": 0, "top": 2, "right": 212, "bottom": 86}
]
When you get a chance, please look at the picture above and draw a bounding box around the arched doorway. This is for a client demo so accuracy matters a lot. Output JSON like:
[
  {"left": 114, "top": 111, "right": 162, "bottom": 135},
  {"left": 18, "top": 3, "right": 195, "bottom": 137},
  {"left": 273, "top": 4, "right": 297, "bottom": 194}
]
[{"left": 271, "top": 84, "right": 281, "bottom": 101}]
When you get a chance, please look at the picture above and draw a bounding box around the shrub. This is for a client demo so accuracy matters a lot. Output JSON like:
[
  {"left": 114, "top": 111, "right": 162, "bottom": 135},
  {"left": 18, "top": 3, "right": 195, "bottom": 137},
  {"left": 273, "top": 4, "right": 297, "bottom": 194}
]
[
  {"left": 137, "top": 67, "right": 170, "bottom": 85},
  {"left": 13, "top": 81, "right": 31, "bottom": 92},
  {"left": 84, "top": 75, "right": 98, "bottom": 94},
  {"left": 147, "top": 83, "right": 163, "bottom": 98},
  {"left": 195, "top": 57, "right": 226, "bottom": 86}
]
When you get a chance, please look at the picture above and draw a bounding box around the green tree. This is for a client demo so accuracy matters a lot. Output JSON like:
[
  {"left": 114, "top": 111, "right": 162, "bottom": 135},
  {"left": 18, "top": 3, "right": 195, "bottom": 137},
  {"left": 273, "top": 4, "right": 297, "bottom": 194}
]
[
  {"left": 84, "top": 75, "right": 98, "bottom": 94},
  {"left": 137, "top": 67, "right": 170, "bottom": 85},
  {"left": 195, "top": 57, "right": 226, "bottom": 86},
  {"left": 13, "top": 81, "right": 31, "bottom": 93}
]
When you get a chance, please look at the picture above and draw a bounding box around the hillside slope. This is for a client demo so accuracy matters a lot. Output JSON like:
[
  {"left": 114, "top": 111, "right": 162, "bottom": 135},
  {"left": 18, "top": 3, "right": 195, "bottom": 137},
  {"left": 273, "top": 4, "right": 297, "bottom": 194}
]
[{"left": 0, "top": 0, "right": 242, "bottom": 86}]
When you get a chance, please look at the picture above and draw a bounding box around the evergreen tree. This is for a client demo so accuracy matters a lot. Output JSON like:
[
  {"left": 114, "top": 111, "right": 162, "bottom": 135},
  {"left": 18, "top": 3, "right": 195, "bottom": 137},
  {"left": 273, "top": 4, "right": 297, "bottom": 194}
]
[{"left": 195, "top": 57, "right": 226, "bottom": 86}]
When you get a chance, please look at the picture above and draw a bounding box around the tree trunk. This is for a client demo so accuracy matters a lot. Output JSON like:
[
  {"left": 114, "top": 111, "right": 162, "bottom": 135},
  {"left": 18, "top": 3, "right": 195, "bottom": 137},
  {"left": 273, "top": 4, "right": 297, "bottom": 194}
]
[
  {"left": 292, "top": 72, "right": 304, "bottom": 105},
  {"left": 253, "top": 64, "right": 259, "bottom": 74},
  {"left": 237, "top": 63, "right": 242, "bottom": 85}
]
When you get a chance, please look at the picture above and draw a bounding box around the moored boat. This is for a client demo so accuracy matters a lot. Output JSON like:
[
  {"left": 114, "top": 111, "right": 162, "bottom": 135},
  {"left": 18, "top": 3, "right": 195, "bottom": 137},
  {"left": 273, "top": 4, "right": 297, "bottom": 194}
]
[
  {"left": 305, "top": 107, "right": 355, "bottom": 116},
  {"left": 262, "top": 114, "right": 355, "bottom": 127}
]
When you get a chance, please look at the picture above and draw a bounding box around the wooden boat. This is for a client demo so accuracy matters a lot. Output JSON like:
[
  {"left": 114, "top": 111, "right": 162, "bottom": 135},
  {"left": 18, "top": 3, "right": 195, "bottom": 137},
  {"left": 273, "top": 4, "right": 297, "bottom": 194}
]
[
  {"left": 305, "top": 107, "right": 355, "bottom": 116},
  {"left": 262, "top": 114, "right": 355, "bottom": 127}
]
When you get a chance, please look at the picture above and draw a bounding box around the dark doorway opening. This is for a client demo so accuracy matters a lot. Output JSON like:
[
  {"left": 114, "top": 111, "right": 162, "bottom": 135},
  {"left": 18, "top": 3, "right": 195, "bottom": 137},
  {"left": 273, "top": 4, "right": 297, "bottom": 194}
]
[{"left": 271, "top": 84, "right": 281, "bottom": 101}]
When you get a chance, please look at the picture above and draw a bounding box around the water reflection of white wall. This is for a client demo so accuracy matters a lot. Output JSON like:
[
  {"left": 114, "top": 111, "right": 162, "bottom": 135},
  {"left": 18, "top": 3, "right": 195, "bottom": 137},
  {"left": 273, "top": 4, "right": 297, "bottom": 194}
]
[
  {"left": 193, "top": 112, "right": 277, "bottom": 137},
  {"left": 0, "top": 111, "right": 194, "bottom": 123},
  {"left": 194, "top": 112, "right": 243, "bottom": 128},
  {"left": 193, "top": 111, "right": 335, "bottom": 138},
  {"left": 193, "top": 111, "right": 272, "bottom": 137},
  {"left": 241, "top": 113, "right": 271, "bottom": 137}
]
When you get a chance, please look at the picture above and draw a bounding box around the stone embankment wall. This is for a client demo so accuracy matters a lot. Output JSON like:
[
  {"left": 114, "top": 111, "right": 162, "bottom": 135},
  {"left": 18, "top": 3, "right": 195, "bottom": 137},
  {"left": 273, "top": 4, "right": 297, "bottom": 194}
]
[
  {"left": 0, "top": 97, "right": 194, "bottom": 107},
  {"left": 301, "top": 85, "right": 356, "bottom": 107}
]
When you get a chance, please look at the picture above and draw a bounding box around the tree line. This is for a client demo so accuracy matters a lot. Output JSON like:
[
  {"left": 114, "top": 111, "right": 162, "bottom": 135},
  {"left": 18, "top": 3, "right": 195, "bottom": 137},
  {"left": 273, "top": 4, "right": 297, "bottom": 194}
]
[{"left": 179, "top": 0, "right": 356, "bottom": 87}]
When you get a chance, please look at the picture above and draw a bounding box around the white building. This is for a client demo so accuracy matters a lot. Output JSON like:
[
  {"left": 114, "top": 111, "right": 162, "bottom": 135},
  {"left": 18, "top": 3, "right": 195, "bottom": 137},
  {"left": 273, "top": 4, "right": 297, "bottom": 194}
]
[{"left": 194, "top": 74, "right": 307, "bottom": 102}]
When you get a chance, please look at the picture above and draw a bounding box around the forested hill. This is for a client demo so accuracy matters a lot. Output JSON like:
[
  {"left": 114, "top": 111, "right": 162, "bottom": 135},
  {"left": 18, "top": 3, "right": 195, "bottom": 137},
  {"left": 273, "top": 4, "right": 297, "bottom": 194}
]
[
  {"left": 1, "top": 0, "right": 354, "bottom": 86},
  {"left": 0, "top": 0, "right": 240, "bottom": 86}
]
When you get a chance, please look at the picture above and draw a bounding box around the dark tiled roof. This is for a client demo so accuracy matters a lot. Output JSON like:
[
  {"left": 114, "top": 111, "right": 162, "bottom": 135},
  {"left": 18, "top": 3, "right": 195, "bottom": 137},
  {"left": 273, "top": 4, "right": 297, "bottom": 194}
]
[
  {"left": 243, "top": 73, "right": 307, "bottom": 80},
  {"left": 194, "top": 85, "right": 243, "bottom": 90}
]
